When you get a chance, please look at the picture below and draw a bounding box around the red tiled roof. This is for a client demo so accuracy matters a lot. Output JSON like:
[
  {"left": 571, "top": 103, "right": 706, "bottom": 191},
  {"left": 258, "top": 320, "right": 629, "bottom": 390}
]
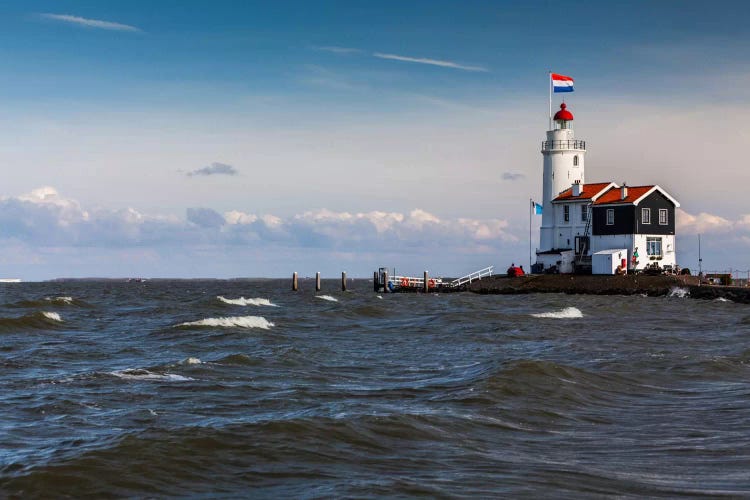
[
  {"left": 593, "top": 185, "right": 655, "bottom": 205},
  {"left": 553, "top": 182, "right": 614, "bottom": 202}
]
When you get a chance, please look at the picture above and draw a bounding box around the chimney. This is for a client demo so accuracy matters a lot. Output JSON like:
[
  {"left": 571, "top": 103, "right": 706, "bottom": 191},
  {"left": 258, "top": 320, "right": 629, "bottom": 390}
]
[
  {"left": 572, "top": 180, "right": 582, "bottom": 197},
  {"left": 621, "top": 183, "right": 628, "bottom": 200}
]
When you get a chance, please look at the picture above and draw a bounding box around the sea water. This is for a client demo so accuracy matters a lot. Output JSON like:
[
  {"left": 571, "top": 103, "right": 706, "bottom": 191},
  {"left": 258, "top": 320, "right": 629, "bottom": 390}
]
[{"left": 2, "top": 279, "right": 750, "bottom": 496}]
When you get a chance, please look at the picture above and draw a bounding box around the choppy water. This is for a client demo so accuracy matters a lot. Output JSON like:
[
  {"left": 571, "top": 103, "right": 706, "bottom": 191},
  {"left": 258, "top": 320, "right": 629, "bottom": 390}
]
[{"left": 2, "top": 279, "right": 750, "bottom": 497}]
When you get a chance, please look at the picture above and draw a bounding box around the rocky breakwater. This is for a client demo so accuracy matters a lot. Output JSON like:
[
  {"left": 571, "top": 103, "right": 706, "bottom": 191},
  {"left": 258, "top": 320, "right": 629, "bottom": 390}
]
[{"left": 468, "top": 274, "right": 700, "bottom": 297}]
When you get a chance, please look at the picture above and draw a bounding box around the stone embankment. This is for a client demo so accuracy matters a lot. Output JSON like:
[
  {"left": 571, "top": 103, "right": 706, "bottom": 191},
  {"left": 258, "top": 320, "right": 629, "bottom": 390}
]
[{"left": 466, "top": 274, "right": 750, "bottom": 303}]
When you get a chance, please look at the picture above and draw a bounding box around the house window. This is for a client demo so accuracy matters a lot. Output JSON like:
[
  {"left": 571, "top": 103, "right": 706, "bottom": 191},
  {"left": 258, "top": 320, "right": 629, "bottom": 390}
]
[
  {"left": 573, "top": 155, "right": 579, "bottom": 166},
  {"left": 659, "top": 209, "right": 668, "bottom": 225},
  {"left": 642, "top": 208, "right": 651, "bottom": 224},
  {"left": 564, "top": 205, "right": 570, "bottom": 222},
  {"left": 581, "top": 205, "right": 588, "bottom": 222},
  {"left": 606, "top": 209, "right": 614, "bottom": 225},
  {"left": 647, "top": 237, "right": 662, "bottom": 257}
]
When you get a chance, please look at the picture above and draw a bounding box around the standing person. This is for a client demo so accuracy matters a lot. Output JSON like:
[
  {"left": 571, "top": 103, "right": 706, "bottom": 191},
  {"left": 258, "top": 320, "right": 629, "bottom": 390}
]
[{"left": 632, "top": 247, "right": 639, "bottom": 269}]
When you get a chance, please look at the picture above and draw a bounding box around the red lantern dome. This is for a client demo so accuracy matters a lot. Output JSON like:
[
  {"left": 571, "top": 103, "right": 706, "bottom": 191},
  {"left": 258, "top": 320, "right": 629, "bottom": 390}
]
[{"left": 553, "top": 102, "right": 574, "bottom": 121}]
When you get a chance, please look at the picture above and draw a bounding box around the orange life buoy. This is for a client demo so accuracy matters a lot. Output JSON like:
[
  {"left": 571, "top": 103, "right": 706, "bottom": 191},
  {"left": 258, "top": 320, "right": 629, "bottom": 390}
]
[
  {"left": 428, "top": 279, "right": 435, "bottom": 288},
  {"left": 400, "top": 277, "right": 409, "bottom": 287}
]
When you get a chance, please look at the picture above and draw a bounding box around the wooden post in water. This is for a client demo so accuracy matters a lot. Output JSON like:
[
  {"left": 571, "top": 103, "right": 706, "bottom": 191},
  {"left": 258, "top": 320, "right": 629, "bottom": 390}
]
[
  {"left": 341, "top": 271, "right": 347, "bottom": 291},
  {"left": 373, "top": 271, "right": 379, "bottom": 292},
  {"left": 292, "top": 272, "right": 298, "bottom": 291},
  {"left": 383, "top": 270, "right": 389, "bottom": 293},
  {"left": 315, "top": 272, "right": 321, "bottom": 292},
  {"left": 423, "top": 271, "right": 429, "bottom": 293}
]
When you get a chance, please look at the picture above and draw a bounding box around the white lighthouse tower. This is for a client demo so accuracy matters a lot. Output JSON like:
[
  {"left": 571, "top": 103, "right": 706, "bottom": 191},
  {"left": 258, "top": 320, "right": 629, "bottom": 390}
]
[{"left": 539, "top": 102, "right": 586, "bottom": 251}]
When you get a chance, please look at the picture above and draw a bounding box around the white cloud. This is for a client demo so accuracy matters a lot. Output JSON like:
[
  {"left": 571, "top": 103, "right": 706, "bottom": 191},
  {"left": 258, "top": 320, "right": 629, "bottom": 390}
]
[
  {"left": 676, "top": 209, "right": 733, "bottom": 235},
  {"left": 372, "top": 52, "right": 488, "bottom": 72},
  {"left": 39, "top": 13, "right": 141, "bottom": 32}
]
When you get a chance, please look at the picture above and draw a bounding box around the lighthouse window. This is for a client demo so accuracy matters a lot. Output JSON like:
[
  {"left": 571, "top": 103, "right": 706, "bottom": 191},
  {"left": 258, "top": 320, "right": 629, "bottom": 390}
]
[
  {"left": 606, "top": 209, "right": 614, "bottom": 225},
  {"left": 659, "top": 209, "right": 668, "bottom": 225},
  {"left": 646, "top": 237, "right": 663, "bottom": 257},
  {"left": 642, "top": 208, "right": 651, "bottom": 224},
  {"left": 573, "top": 155, "right": 579, "bottom": 166},
  {"left": 563, "top": 205, "right": 570, "bottom": 222}
]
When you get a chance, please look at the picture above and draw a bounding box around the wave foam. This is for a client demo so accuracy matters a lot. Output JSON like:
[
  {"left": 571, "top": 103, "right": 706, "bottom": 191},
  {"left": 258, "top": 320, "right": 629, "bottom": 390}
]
[
  {"left": 42, "top": 311, "right": 63, "bottom": 322},
  {"left": 110, "top": 369, "right": 193, "bottom": 382},
  {"left": 668, "top": 287, "right": 690, "bottom": 298},
  {"left": 217, "top": 296, "right": 278, "bottom": 307},
  {"left": 45, "top": 296, "right": 74, "bottom": 305},
  {"left": 316, "top": 295, "right": 339, "bottom": 302},
  {"left": 531, "top": 307, "right": 583, "bottom": 319},
  {"left": 182, "top": 357, "right": 202, "bottom": 365},
  {"left": 177, "top": 315, "right": 274, "bottom": 329}
]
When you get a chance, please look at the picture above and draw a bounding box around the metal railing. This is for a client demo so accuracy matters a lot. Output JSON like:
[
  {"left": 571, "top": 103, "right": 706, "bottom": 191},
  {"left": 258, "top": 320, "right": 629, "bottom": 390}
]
[
  {"left": 449, "top": 266, "right": 494, "bottom": 287},
  {"left": 541, "top": 140, "right": 586, "bottom": 151},
  {"left": 390, "top": 275, "right": 443, "bottom": 289}
]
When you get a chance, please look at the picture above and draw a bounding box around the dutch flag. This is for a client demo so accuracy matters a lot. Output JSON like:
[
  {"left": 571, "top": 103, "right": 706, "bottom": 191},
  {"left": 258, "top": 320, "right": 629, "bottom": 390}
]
[{"left": 552, "top": 73, "right": 574, "bottom": 93}]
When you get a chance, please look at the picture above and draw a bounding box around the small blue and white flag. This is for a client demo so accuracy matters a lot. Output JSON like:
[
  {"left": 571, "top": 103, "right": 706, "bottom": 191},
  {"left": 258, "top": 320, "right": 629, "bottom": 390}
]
[{"left": 531, "top": 200, "right": 543, "bottom": 215}]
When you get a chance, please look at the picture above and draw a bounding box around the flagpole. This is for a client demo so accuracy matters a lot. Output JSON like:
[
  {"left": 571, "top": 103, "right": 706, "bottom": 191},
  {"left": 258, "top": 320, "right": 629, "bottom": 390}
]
[
  {"left": 529, "top": 198, "right": 532, "bottom": 271},
  {"left": 548, "top": 70, "right": 552, "bottom": 130}
]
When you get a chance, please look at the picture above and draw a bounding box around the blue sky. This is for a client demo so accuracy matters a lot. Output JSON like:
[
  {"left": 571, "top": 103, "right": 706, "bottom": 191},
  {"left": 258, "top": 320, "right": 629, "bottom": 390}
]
[{"left": 0, "top": 1, "right": 748, "bottom": 279}]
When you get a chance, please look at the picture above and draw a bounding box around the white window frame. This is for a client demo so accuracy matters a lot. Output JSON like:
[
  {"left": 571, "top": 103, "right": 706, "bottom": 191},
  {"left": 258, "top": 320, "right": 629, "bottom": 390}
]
[
  {"left": 646, "top": 237, "right": 663, "bottom": 257},
  {"left": 659, "top": 209, "right": 668, "bottom": 225},
  {"left": 563, "top": 205, "right": 570, "bottom": 222},
  {"left": 581, "top": 205, "right": 588, "bottom": 222},
  {"left": 573, "top": 155, "right": 579, "bottom": 167},
  {"left": 606, "top": 209, "right": 614, "bottom": 225},
  {"left": 642, "top": 208, "right": 651, "bottom": 224}
]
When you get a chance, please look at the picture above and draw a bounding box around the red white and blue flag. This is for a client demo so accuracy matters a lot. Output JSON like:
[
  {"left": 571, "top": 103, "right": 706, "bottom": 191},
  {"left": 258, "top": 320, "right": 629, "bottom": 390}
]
[{"left": 551, "top": 73, "right": 574, "bottom": 93}]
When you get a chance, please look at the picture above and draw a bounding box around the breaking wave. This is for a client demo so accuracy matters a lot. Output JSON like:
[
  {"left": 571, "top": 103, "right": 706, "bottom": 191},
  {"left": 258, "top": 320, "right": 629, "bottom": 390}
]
[
  {"left": 217, "top": 296, "right": 278, "bottom": 307},
  {"left": 176, "top": 316, "right": 275, "bottom": 329},
  {"left": 42, "top": 311, "right": 63, "bottom": 322},
  {"left": 0, "top": 311, "right": 64, "bottom": 331},
  {"left": 668, "top": 287, "right": 690, "bottom": 298},
  {"left": 531, "top": 307, "right": 583, "bottom": 319},
  {"left": 110, "top": 369, "right": 193, "bottom": 382},
  {"left": 316, "top": 295, "right": 339, "bottom": 302}
]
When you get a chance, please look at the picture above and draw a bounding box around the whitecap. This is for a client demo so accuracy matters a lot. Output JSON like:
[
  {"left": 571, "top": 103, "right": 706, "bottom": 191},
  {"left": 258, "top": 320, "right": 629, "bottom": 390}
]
[
  {"left": 316, "top": 295, "right": 338, "bottom": 302},
  {"left": 42, "top": 311, "right": 63, "bottom": 322},
  {"left": 182, "top": 357, "right": 202, "bottom": 365},
  {"left": 217, "top": 296, "right": 278, "bottom": 307},
  {"left": 110, "top": 369, "right": 193, "bottom": 382},
  {"left": 668, "top": 287, "right": 689, "bottom": 298},
  {"left": 376, "top": 295, "right": 383, "bottom": 299},
  {"left": 531, "top": 307, "right": 583, "bottom": 319},
  {"left": 715, "top": 297, "right": 731, "bottom": 303},
  {"left": 177, "top": 315, "right": 274, "bottom": 329},
  {"left": 45, "top": 296, "right": 74, "bottom": 305}
]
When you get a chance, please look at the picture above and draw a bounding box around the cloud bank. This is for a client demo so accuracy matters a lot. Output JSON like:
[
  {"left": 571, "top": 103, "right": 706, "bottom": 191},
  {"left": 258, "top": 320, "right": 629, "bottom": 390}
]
[
  {"left": 1, "top": 188, "right": 747, "bottom": 278},
  {"left": 0, "top": 187, "right": 513, "bottom": 250},
  {"left": 39, "top": 13, "right": 141, "bottom": 32}
]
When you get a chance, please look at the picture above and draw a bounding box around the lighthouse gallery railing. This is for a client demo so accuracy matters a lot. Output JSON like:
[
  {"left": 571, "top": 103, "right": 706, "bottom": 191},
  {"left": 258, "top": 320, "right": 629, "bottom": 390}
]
[{"left": 541, "top": 139, "right": 586, "bottom": 151}]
